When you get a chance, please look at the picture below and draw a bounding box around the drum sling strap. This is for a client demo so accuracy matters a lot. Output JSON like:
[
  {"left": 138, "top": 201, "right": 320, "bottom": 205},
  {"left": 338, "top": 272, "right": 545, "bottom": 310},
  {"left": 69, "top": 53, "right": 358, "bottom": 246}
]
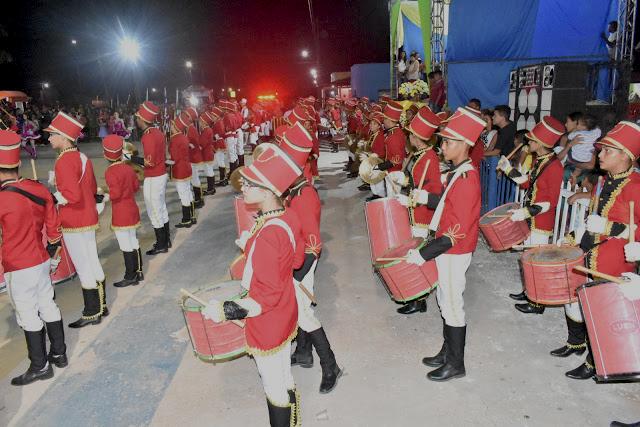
[
  {"left": 1, "top": 185, "right": 46, "bottom": 206},
  {"left": 523, "top": 155, "right": 556, "bottom": 205}
]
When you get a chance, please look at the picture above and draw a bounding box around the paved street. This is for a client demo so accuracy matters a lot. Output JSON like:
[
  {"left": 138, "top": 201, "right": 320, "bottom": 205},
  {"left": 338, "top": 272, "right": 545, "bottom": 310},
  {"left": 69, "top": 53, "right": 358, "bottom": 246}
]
[{"left": 0, "top": 141, "right": 639, "bottom": 427}]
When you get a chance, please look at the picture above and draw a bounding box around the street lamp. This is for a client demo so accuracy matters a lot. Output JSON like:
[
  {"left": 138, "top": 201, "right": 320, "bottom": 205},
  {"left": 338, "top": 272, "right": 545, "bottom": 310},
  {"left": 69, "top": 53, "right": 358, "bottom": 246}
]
[
  {"left": 301, "top": 49, "right": 309, "bottom": 58},
  {"left": 185, "top": 60, "right": 193, "bottom": 69},
  {"left": 119, "top": 37, "right": 141, "bottom": 63},
  {"left": 310, "top": 68, "right": 318, "bottom": 78},
  {"left": 151, "top": 88, "right": 157, "bottom": 93},
  {"left": 71, "top": 39, "right": 77, "bottom": 45},
  {"left": 43, "top": 82, "right": 50, "bottom": 89}
]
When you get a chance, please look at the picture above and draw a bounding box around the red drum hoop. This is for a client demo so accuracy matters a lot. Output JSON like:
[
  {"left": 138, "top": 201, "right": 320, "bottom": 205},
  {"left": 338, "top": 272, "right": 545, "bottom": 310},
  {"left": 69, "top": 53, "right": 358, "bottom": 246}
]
[
  {"left": 521, "top": 245, "right": 587, "bottom": 305},
  {"left": 229, "top": 254, "right": 246, "bottom": 280},
  {"left": 373, "top": 237, "right": 438, "bottom": 302},
  {"left": 578, "top": 281, "right": 640, "bottom": 382},
  {"left": 365, "top": 197, "right": 411, "bottom": 263},
  {"left": 479, "top": 202, "right": 530, "bottom": 251},
  {"left": 181, "top": 280, "right": 247, "bottom": 363}
]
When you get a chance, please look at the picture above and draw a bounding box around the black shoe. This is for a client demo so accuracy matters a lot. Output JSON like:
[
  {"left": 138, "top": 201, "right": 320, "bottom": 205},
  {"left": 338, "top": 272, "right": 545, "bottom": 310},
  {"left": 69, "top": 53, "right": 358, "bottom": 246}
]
[
  {"left": 611, "top": 422, "right": 640, "bottom": 427},
  {"left": 397, "top": 299, "right": 427, "bottom": 315},
  {"left": 136, "top": 248, "right": 144, "bottom": 281},
  {"left": 114, "top": 251, "right": 139, "bottom": 288},
  {"left": 422, "top": 341, "right": 447, "bottom": 367},
  {"left": 291, "top": 329, "right": 313, "bottom": 368},
  {"left": 12, "top": 328, "right": 53, "bottom": 386},
  {"left": 509, "top": 291, "right": 527, "bottom": 301},
  {"left": 215, "top": 168, "right": 227, "bottom": 186},
  {"left": 175, "top": 205, "right": 193, "bottom": 228},
  {"left": 193, "top": 186, "right": 204, "bottom": 209},
  {"left": 11, "top": 363, "right": 53, "bottom": 386},
  {"left": 146, "top": 228, "right": 169, "bottom": 256},
  {"left": 515, "top": 302, "right": 545, "bottom": 314},
  {"left": 204, "top": 177, "right": 217, "bottom": 195},
  {"left": 266, "top": 399, "right": 292, "bottom": 427},
  {"left": 565, "top": 362, "right": 595, "bottom": 380},
  {"left": 358, "top": 183, "right": 370, "bottom": 191},
  {"left": 319, "top": 365, "right": 343, "bottom": 394},
  {"left": 69, "top": 288, "right": 102, "bottom": 328},
  {"left": 309, "top": 327, "right": 342, "bottom": 393},
  {"left": 48, "top": 353, "right": 68, "bottom": 368},
  {"left": 427, "top": 325, "right": 466, "bottom": 382},
  {"left": 550, "top": 345, "right": 586, "bottom": 358},
  {"left": 365, "top": 195, "right": 381, "bottom": 202},
  {"left": 193, "top": 199, "right": 205, "bottom": 209}
]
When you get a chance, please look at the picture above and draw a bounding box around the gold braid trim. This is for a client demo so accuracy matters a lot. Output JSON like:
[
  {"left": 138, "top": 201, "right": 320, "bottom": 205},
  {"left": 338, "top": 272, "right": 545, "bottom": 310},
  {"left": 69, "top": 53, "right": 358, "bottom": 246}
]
[
  {"left": 443, "top": 224, "right": 465, "bottom": 247},
  {"left": 111, "top": 222, "right": 141, "bottom": 231},
  {"left": 62, "top": 223, "right": 100, "bottom": 233},
  {"left": 293, "top": 389, "right": 301, "bottom": 427},
  {"left": 248, "top": 209, "right": 285, "bottom": 238},
  {"left": 246, "top": 327, "right": 298, "bottom": 357},
  {"left": 585, "top": 361, "right": 594, "bottom": 369},
  {"left": 566, "top": 342, "right": 587, "bottom": 349},
  {"left": 57, "top": 146, "right": 78, "bottom": 159}
]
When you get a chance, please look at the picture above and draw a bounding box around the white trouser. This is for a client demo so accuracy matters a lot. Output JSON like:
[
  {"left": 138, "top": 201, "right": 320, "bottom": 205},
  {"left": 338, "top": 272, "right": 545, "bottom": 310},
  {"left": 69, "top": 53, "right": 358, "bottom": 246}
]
[
  {"left": 236, "top": 130, "right": 245, "bottom": 156},
  {"left": 295, "top": 260, "right": 321, "bottom": 332},
  {"left": 6, "top": 260, "right": 61, "bottom": 331},
  {"left": 435, "top": 253, "right": 473, "bottom": 327},
  {"left": 63, "top": 230, "right": 105, "bottom": 289},
  {"left": 385, "top": 175, "right": 401, "bottom": 198},
  {"left": 253, "top": 342, "right": 295, "bottom": 407},
  {"left": 348, "top": 151, "right": 355, "bottom": 161},
  {"left": 143, "top": 174, "right": 169, "bottom": 228},
  {"left": 249, "top": 132, "right": 259, "bottom": 145},
  {"left": 204, "top": 162, "right": 215, "bottom": 177},
  {"left": 174, "top": 180, "right": 194, "bottom": 206},
  {"left": 191, "top": 164, "right": 203, "bottom": 187},
  {"left": 564, "top": 301, "right": 583, "bottom": 322},
  {"left": 114, "top": 229, "right": 140, "bottom": 252},
  {"left": 260, "top": 122, "right": 267, "bottom": 137},
  {"left": 525, "top": 229, "right": 550, "bottom": 246},
  {"left": 215, "top": 151, "right": 226, "bottom": 168},
  {"left": 226, "top": 137, "right": 238, "bottom": 163},
  {"left": 371, "top": 180, "right": 386, "bottom": 197},
  {"left": 265, "top": 121, "right": 272, "bottom": 136}
]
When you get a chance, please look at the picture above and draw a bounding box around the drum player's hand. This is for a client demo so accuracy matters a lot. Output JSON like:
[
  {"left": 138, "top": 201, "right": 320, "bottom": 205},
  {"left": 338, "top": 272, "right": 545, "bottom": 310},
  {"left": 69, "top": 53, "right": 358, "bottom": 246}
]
[
  {"left": 202, "top": 299, "right": 225, "bottom": 323},
  {"left": 50, "top": 256, "right": 61, "bottom": 274},
  {"left": 357, "top": 140, "right": 365, "bottom": 148},
  {"left": 405, "top": 249, "right": 425, "bottom": 266},
  {"left": 395, "top": 194, "right": 411, "bottom": 207},
  {"left": 620, "top": 273, "right": 640, "bottom": 301},
  {"left": 165, "top": 159, "right": 175, "bottom": 166},
  {"left": 624, "top": 241, "right": 640, "bottom": 262},
  {"left": 102, "top": 193, "right": 110, "bottom": 203},
  {"left": 496, "top": 155, "right": 511, "bottom": 173},
  {"left": 509, "top": 208, "right": 528, "bottom": 222},
  {"left": 387, "top": 171, "right": 406, "bottom": 186},
  {"left": 413, "top": 189, "right": 429, "bottom": 204},
  {"left": 359, "top": 152, "right": 369, "bottom": 162},
  {"left": 586, "top": 215, "right": 607, "bottom": 234},
  {"left": 96, "top": 202, "right": 106, "bottom": 215},
  {"left": 235, "top": 230, "right": 251, "bottom": 252}
]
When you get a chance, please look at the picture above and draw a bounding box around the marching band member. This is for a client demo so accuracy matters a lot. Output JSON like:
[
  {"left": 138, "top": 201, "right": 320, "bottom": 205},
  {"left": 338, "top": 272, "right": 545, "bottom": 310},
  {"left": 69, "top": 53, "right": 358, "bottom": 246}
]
[
  {"left": 238, "top": 99, "right": 249, "bottom": 166},
  {"left": 0, "top": 130, "right": 68, "bottom": 385},
  {"left": 169, "top": 112, "right": 196, "bottom": 228},
  {"left": 210, "top": 107, "right": 229, "bottom": 187},
  {"left": 203, "top": 144, "right": 305, "bottom": 427},
  {"left": 495, "top": 117, "right": 566, "bottom": 314},
  {"left": 222, "top": 100, "right": 239, "bottom": 175},
  {"left": 198, "top": 111, "right": 217, "bottom": 196},
  {"left": 389, "top": 106, "right": 443, "bottom": 314},
  {"left": 358, "top": 111, "right": 386, "bottom": 192},
  {"left": 135, "top": 101, "right": 171, "bottom": 255},
  {"left": 561, "top": 121, "right": 640, "bottom": 379},
  {"left": 404, "top": 108, "right": 486, "bottom": 381},
  {"left": 102, "top": 135, "right": 143, "bottom": 288},
  {"left": 47, "top": 112, "right": 107, "bottom": 328},
  {"left": 280, "top": 123, "right": 342, "bottom": 394},
  {"left": 186, "top": 107, "right": 205, "bottom": 209}
]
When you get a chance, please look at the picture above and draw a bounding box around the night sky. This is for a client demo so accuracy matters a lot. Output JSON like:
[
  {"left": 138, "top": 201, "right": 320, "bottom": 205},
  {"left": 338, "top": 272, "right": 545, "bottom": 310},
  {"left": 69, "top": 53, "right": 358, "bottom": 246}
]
[{"left": 1, "top": 0, "right": 389, "bottom": 104}]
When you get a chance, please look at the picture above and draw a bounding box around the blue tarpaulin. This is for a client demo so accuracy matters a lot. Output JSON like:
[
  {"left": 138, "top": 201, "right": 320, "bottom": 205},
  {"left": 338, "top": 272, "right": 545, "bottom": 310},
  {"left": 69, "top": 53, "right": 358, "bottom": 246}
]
[
  {"left": 351, "top": 63, "right": 390, "bottom": 101},
  {"left": 446, "top": 0, "right": 618, "bottom": 110}
]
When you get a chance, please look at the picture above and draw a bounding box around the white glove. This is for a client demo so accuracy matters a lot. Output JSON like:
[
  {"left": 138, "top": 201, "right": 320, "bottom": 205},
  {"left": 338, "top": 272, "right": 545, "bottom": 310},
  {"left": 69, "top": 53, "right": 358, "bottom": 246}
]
[
  {"left": 413, "top": 189, "right": 429, "bottom": 205},
  {"left": 357, "top": 140, "right": 365, "bottom": 148},
  {"left": 122, "top": 151, "right": 132, "bottom": 161},
  {"left": 496, "top": 155, "right": 511, "bottom": 173},
  {"left": 405, "top": 248, "right": 425, "bottom": 266},
  {"left": 370, "top": 153, "right": 379, "bottom": 159},
  {"left": 509, "top": 208, "right": 528, "bottom": 222},
  {"left": 624, "top": 242, "right": 640, "bottom": 262},
  {"left": 387, "top": 171, "right": 406, "bottom": 186},
  {"left": 620, "top": 273, "right": 640, "bottom": 301},
  {"left": 50, "top": 257, "right": 61, "bottom": 274},
  {"left": 396, "top": 194, "right": 411, "bottom": 207},
  {"left": 189, "top": 143, "right": 195, "bottom": 149},
  {"left": 359, "top": 152, "right": 369, "bottom": 162},
  {"left": 102, "top": 193, "right": 110, "bottom": 203},
  {"left": 96, "top": 202, "right": 105, "bottom": 215},
  {"left": 586, "top": 215, "right": 607, "bottom": 234},
  {"left": 47, "top": 170, "right": 56, "bottom": 186},
  {"left": 235, "top": 230, "right": 251, "bottom": 251},
  {"left": 165, "top": 159, "right": 176, "bottom": 166},
  {"left": 53, "top": 191, "right": 68, "bottom": 206},
  {"left": 202, "top": 299, "right": 225, "bottom": 323}
]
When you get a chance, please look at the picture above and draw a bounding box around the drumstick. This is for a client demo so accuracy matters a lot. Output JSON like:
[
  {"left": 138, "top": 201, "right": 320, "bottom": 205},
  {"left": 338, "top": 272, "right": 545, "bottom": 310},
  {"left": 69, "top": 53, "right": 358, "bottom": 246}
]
[
  {"left": 417, "top": 160, "right": 431, "bottom": 191},
  {"left": 488, "top": 214, "right": 511, "bottom": 219},
  {"left": 31, "top": 158, "right": 38, "bottom": 181},
  {"left": 630, "top": 201, "right": 635, "bottom": 244},
  {"left": 53, "top": 246, "right": 62, "bottom": 259},
  {"left": 179, "top": 288, "right": 245, "bottom": 328},
  {"left": 512, "top": 244, "right": 545, "bottom": 250},
  {"left": 496, "top": 143, "right": 524, "bottom": 173},
  {"left": 375, "top": 256, "right": 407, "bottom": 262},
  {"left": 573, "top": 266, "right": 623, "bottom": 284},
  {"left": 297, "top": 283, "right": 317, "bottom": 305}
]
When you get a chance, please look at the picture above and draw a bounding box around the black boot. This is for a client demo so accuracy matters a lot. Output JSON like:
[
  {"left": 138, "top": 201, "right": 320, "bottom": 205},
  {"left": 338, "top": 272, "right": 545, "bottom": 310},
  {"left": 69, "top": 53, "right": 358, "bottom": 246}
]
[
  {"left": 204, "top": 176, "right": 217, "bottom": 196},
  {"left": 238, "top": 154, "right": 245, "bottom": 167},
  {"left": 69, "top": 288, "right": 102, "bottom": 328},
  {"left": 515, "top": 301, "right": 545, "bottom": 314},
  {"left": 550, "top": 315, "right": 587, "bottom": 357},
  {"left": 266, "top": 399, "right": 292, "bottom": 427},
  {"left": 11, "top": 328, "right": 53, "bottom": 386},
  {"left": 343, "top": 158, "right": 353, "bottom": 171},
  {"left": 397, "top": 298, "right": 427, "bottom": 315},
  {"left": 45, "top": 320, "right": 67, "bottom": 368},
  {"left": 164, "top": 222, "right": 172, "bottom": 248},
  {"left": 358, "top": 183, "right": 370, "bottom": 191},
  {"left": 146, "top": 227, "right": 169, "bottom": 255},
  {"left": 427, "top": 325, "right": 466, "bottom": 381},
  {"left": 193, "top": 186, "right": 204, "bottom": 209},
  {"left": 309, "top": 327, "right": 342, "bottom": 393},
  {"left": 175, "top": 205, "right": 193, "bottom": 228},
  {"left": 287, "top": 389, "right": 300, "bottom": 427},
  {"left": 97, "top": 279, "right": 109, "bottom": 317},
  {"left": 423, "top": 326, "right": 447, "bottom": 367},
  {"left": 508, "top": 291, "right": 527, "bottom": 301},
  {"left": 611, "top": 421, "right": 640, "bottom": 427},
  {"left": 136, "top": 248, "right": 144, "bottom": 281},
  {"left": 114, "top": 251, "right": 139, "bottom": 288},
  {"left": 215, "top": 168, "right": 228, "bottom": 186},
  {"left": 291, "top": 328, "right": 313, "bottom": 368},
  {"left": 190, "top": 202, "right": 197, "bottom": 225},
  {"left": 365, "top": 195, "right": 381, "bottom": 202}
]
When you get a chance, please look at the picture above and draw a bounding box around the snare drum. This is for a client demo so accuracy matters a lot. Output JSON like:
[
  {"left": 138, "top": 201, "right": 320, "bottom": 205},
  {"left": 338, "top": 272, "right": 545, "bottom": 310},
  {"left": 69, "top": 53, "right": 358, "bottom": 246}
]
[
  {"left": 365, "top": 197, "right": 411, "bottom": 263},
  {"left": 181, "top": 280, "right": 247, "bottom": 362},
  {"left": 49, "top": 238, "right": 77, "bottom": 285},
  {"left": 373, "top": 237, "right": 438, "bottom": 302},
  {"left": 578, "top": 281, "right": 640, "bottom": 382},
  {"left": 234, "top": 196, "right": 258, "bottom": 238},
  {"left": 479, "top": 203, "right": 530, "bottom": 251},
  {"left": 521, "top": 245, "right": 587, "bottom": 305}
]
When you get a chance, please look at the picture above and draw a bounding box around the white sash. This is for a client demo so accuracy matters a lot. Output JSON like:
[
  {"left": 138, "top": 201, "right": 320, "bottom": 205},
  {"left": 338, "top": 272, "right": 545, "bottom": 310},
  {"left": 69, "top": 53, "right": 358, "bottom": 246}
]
[{"left": 428, "top": 161, "right": 475, "bottom": 232}]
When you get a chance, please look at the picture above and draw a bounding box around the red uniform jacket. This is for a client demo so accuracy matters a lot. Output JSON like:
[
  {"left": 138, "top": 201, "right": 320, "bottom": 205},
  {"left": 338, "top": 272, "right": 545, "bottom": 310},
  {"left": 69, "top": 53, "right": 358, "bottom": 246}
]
[
  {"left": 105, "top": 162, "right": 141, "bottom": 229},
  {"left": 409, "top": 147, "right": 443, "bottom": 226},
  {"left": 54, "top": 148, "right": 99, "bottom": 232},
  {"left": 0, "top": 179, "right": 62, "bottom": 272},
  {"left": 371, "top": 130, "right": 385, "bottom": 158},
  {"left": 199, "top": 126, "right": 214, "bottom": 162},
  {"left": 347, "top": 115, "right": 359, "bottom": 135},
  {"left": 211, "top": 120, "right": 226, "bottom": 151},
  {"left": 436, "top": 161, "right": 481, "bottom": 254},
  {"left": 243, "top": 209, "right": 305, "bottom": 354},
  {"left": 310, "top": 135, "right": 320, "bottom": 178},
  {"left": 187, "top": 125, "right": 202, "bottom": 165},
  {"left": 330, "top": 108, "right": 342, "bottom": 129},
  {"left": 141, "top": 127, "right": 167, "bottom": 178},
  {"left": 384, "top": 127, "right": 406, "bottom": 172},
  {"left": 518, "top": 153, "right": 563, "bottom": 233},
  {"left": 169, "top": 133, "right": 192, "bottom": 181},
  {"left": 287, "top": 184, "right": 322, "bottom": 256},
  {"left": 223, "top": 113, "right": 235, "bottom": 138}
]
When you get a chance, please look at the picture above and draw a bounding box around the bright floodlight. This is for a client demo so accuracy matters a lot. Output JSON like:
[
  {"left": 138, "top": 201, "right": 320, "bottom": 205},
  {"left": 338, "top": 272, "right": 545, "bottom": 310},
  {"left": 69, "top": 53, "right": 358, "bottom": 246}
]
[
  {"left": 301, "top": 49, "right": 309, "bottom": 58},
  {"left": 152, "top": 88, "right": 157, "bottom": 92},
  {"left": 185, "top": 60, "right": 193, "bottom": 69},
  {"left": 310, "top": 68, "right": 317, "bottom": 77},
  {"left": 189, "top": 95, "right": 199, "bottom": 106},
  {"left": 43, "top": 82, "right": 50, "bottom": 88},
  {"left": 71, "top": 39, "right": 77, "bottom": 45},
  {"left": 119, "top": 37, "right": 141, "bottom": 62}
]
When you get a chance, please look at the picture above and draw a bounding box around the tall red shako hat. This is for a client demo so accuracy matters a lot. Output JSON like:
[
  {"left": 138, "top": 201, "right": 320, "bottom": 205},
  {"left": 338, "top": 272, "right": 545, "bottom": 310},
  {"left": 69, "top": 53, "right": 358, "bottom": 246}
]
[
  {"left": 438, "top": 107, "right": 486, "bottom": 146},
  {"left": 102, "top": 134, "right": 124, "bottom": 161},
  {"left": 280, "top": 122, "right": 313, "bottom": 168},
  {"left": 174, "top": 111, "right": 192, "bottom": 133},
  {"left": 408, "top": 106, "right": 443, "bottom": 141},
  {"left": 0, "top": 130, "right": 22, "bottom": 168},
  {"left": 135, "top": 101, "right": 160, "bottom": 124},
  {"left": 239, "top": 143, "right": 302, "bottom": 196},
  {"left": 45, "top": 112, "right": 84, "bottom": 141},
  {"left": 382, "top": 100, "right": 403, "bottom": 122},
  {"left": 526, "top": 116, "right": 566, "bottom": 148},
  {"left": 596, "top": 120, "right": 640, "bottom": 160}
]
